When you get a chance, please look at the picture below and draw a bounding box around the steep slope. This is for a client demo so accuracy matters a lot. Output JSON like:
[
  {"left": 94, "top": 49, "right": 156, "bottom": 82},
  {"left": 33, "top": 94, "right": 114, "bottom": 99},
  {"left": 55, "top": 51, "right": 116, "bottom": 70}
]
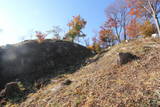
[{"left": 7, "top": 38, "right": 160, "bottom": 107}]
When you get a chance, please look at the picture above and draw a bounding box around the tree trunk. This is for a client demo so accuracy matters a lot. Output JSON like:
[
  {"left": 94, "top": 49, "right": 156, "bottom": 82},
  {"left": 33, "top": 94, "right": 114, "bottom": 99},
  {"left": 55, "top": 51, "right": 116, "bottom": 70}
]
[
  {"left": 115, "top": 33, "right": 121, "bottom": 43},
  {"left": 115, "top": 28, "right": 121, "bottom": 43},
  {"left": 123, "top": 12, "right": 127, "bottom": 40},
  {"left": 123, "top": 24, "right": 127, "bottom": 40},
  {"left": 124, "top": 31, "right": 127, "bottom": 40},
  {"left": 153, "top": 14, "right": 160, "bottom": 36},
  {"left": 147, "top": 0, "right": 160, "bottom": 36}
]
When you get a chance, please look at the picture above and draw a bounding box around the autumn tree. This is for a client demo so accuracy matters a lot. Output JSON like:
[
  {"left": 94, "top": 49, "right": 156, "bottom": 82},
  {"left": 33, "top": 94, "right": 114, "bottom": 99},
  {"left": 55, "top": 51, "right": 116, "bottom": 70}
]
[
  {"left": 140, "top": 20, "right": 157, "bottom": 37},
  {"left": 35, "top": 31, "right": 47, "bottom": 42},
  {"left": 105, "top": 0, "right": 129, "bottom": 42},
  {"left": 126, "top": 18, "right": 141, "bottom": 38},
  {"left": 104, "top": 17, "right": 121, "bottom": 43},
  {"left": 65, "top": 15, "right": 87, "bottom": 42},
  {"left": 47, "top": 26, "right": 63, "bottom": 40},
  {"left": 99, "top": 27, "right": 116, "bottom": 48},
  {"left": 126, "top": 0, "right": 160, "bottom": 36},
  {"left": 88, "top": 36, "right": 101, "bottom": 53}
]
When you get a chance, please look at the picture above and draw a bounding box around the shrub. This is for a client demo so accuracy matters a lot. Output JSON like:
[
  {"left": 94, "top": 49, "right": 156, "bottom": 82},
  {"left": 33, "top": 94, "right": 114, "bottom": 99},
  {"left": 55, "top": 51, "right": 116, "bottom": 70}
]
[{"left": 35, "top": 31, "right": 47, "bottom": 43}]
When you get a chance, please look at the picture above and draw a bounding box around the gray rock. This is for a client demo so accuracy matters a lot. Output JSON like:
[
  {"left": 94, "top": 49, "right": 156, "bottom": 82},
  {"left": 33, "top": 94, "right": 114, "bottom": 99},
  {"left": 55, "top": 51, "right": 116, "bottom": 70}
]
[
  {"left": 117, "top": 52, "right": 139, "bottom": 65},
  {"left": 61, "top": 79, "right": 72, "bottom": 85}
]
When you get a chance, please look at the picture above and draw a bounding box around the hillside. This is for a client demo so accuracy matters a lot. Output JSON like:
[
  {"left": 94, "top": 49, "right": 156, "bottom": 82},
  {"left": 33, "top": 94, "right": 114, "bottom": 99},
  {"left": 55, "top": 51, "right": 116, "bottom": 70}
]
[{"left": 4, "top": 38, "right": 160, "bottom": 107}]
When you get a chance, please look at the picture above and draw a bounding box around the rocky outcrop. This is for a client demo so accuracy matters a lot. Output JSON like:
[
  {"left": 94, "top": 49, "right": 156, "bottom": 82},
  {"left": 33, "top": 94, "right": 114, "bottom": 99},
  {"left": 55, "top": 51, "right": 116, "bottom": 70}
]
[{"left": 0, "top": 40, "right": 92, "bottom": 89}]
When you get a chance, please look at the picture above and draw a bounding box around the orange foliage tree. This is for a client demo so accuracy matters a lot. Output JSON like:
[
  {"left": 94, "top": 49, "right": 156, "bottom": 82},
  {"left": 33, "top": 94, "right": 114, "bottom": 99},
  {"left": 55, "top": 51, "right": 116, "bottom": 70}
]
[
  {"left": 89, "top": 36, "right": 101, "bottom": 53},
  {"left": 126, "top": 18, "right": 141, "bottom": 38},
  {"left": 104, "top": 17, "right": 121, "bottom": 43},
  {"left": 88, "top": 25, "right": 116, "bottom": 52},
  {"left": 126, "top": 0, "right": 160, "bottom": 36},
  {"left": 99, "top": 27, "right": 116, "bottom": 48},
  {"left": 65, "top": 15, "right": 87, "bottom": 42}
]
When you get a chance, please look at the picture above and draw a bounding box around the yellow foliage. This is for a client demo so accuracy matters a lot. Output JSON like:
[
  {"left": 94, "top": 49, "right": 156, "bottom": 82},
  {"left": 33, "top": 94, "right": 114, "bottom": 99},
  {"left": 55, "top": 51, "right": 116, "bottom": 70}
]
[
  {"left": 87, "top": 43, "right": 101, "bottom": 53},
  {"left": 66, "top": 15, "right": 87, "bottom": 42},
  {"left": 140, "top": 20, "right": 156, "bottom": 37}
]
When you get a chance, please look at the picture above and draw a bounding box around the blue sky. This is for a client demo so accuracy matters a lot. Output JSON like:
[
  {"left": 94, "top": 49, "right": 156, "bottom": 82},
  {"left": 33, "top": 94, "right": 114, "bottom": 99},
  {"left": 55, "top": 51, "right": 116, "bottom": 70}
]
[{"left": 0, "top": 0, "right": 114, "bottom": 45}]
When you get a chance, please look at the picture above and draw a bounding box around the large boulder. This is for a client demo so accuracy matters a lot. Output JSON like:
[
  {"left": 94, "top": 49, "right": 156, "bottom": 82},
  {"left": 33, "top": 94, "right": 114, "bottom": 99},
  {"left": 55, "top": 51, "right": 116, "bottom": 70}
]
[
  {"left": 0, "top": 40, "right": 92, "bottom": 89},
  {"left": 117, "top": 52, "right": 139, "bottom": 65}
]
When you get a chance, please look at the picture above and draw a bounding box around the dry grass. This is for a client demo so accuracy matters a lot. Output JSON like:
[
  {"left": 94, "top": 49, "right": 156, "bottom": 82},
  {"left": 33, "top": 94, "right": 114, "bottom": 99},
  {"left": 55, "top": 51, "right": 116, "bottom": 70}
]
[{"left": 6, "top": 37, "right": 160, "bottom": 107}]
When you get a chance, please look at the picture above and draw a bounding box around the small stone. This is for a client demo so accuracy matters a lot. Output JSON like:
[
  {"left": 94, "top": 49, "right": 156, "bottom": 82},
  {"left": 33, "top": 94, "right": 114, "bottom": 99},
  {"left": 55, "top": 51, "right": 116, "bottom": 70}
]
[{"left": 61, "top": 79, "right": 72, "bottom": 86}]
